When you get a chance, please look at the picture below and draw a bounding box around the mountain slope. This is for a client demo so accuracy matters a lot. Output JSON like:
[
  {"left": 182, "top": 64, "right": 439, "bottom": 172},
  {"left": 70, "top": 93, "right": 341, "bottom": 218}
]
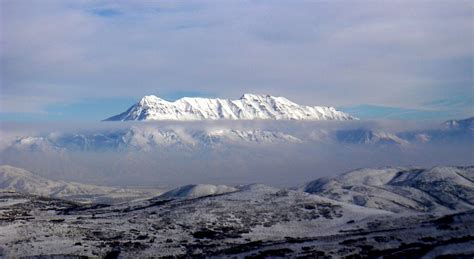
[
  {"left": 443, "top": 117, "right": 474, "bottom": 130},
  {"left": 301, "top": 166, "right": 474, "bottom": 213},
  {"left": 1, "top": 166, "right": 474, "bottom": 257},
  {"left": 7, "top": 117, "right": 474, "bottom": 154},
  {"left": 335, "top": 128, "right": 409, "bottom": 145},
  {"left": 3, "top": 181, "right": 473, "bottom": 257},
  {"left": 0, "top": 165, "right": 159, "bottom": 203},
  {"left": 398, "top": 117, "right": 474, "bottom": 144},
  {"left": 104, "top": 94, "right": 356, "bottom": 121},
  {"left": 158, "top": 184, "right": 238, "bottom": 199}
]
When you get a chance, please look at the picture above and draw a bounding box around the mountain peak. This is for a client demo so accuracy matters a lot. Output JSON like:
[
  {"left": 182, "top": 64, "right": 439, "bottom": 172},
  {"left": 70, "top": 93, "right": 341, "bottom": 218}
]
[
  {"left": 138, "top": 95, "right": 165, "bottom": 105},
  {"left": 443, "top": 117, "right": 474, "bottom": 130},
  {"left": 239, "top": 94, "right": 294, "bottom": 105},
  {"left": 240, "top": 93, "right": 270, "bottom": 99},
  {"left": 104, "top": 94, "right": 356, "bottom": 121}
]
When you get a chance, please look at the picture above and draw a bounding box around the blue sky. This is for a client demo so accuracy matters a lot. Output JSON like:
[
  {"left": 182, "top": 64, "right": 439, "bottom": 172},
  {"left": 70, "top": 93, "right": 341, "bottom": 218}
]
[{"left": 0, "top": 0, "right": 472, "bottom": 121}]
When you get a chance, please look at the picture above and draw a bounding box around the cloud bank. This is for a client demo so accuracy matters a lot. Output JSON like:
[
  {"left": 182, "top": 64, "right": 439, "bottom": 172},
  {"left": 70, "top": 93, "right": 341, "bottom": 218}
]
[{"left": 0, "top": 120, "right": 471, "bottom": 188}]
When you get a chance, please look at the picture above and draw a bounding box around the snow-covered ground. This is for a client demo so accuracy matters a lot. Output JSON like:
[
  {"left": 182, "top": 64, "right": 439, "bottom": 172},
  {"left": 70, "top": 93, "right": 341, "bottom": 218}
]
[
  {"left": 159, "top": 184, "right": 238, "bottom": 199},
  {"left": 0, "top": 165, "right": 473, "bottom": 257},
  {"left": 301, "top": 166, "right": 474, "bottom": 214}
]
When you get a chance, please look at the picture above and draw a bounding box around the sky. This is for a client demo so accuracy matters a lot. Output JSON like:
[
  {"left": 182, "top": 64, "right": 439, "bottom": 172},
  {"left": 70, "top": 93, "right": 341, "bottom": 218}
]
[{"left": 1, "top": 0, "right": 473, "bottom": 121}]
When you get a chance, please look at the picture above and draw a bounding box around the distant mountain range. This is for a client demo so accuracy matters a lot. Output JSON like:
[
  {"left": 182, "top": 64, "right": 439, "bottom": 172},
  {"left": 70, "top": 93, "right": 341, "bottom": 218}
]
[
  {"left": 4, "top": 117, "right": 472, "bottom": 153},
  {"left": 334, "top": 129, "right": 409, "bottom": 146},
  {"left": 398, "top": 116, "right": 474, "bottom": 144},
  {"left": 104, "top": 94, "right": 356, "bottom": 121},
  {"left": 443, "top": 117, "right": 474, "bottom": 130},
  {"left": 5, "top": 128, "right": 303, "bottom": 152}
]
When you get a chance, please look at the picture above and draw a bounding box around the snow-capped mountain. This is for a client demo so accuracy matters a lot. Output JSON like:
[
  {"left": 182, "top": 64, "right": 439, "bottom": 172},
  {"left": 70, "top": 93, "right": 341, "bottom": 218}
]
[
  {"left": 0, "top": 165, "right": 160, "bottom": 203},
  {"left": 335, "top": 128, "right": 409, "bottom": 145},
  {"left": 301, "top": 166, "right": 474, "bottom": 213},
  {"left": 443, "top": 117, "right": 474, "bottom": 130},
  {"left": 191, "top": 129, "right": 302, "bottom": 146},
  {"left": 6, "top": 127, "right": 302, "bottom": 152},
  {"left": 104, "top": 94, "right": 356, "bottom": 121},
  {"left": 4, "top": 117, "right": 474, "bottom": 156},
  {"left": 399, "top": 117, "right": 474, "bottom": 144}
]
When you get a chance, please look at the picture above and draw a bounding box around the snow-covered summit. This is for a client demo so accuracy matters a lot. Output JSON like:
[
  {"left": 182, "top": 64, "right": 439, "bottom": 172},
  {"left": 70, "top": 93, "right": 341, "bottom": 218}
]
[{"left": 104, "top": 94, "right": 356, "bottom": 121}]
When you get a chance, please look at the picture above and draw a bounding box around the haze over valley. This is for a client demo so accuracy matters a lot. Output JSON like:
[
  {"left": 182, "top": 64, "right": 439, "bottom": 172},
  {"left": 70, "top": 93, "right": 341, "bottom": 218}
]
[{"left": 1, "top": 115, "right": 472, "bottom": 187}]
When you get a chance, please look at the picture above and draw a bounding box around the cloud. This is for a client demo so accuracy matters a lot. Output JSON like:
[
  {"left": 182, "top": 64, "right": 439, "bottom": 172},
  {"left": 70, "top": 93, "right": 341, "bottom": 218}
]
[
  {"left": 0, "top": 120, "right": 471, "bottom": 187},
  {"left": 1, "top": 0, "right": 472, "bottom": 116},
  {"left": 423, "top": 96, "right": 474, "bottom": 109}
]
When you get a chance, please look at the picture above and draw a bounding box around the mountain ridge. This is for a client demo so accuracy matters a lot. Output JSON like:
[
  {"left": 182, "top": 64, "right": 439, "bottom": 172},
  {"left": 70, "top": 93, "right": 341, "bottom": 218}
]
[
  {"left": 104, "top": 94, "right": 356, "bottom": 121},
  {"left": 0, "top": 165, "right": 161, "bottom": 204},
  {"left": 301, "top": 166, "right": 474, "bottom": 213},
  {"left": 5, "top": 117, "right": 473, "bottom": 153}
]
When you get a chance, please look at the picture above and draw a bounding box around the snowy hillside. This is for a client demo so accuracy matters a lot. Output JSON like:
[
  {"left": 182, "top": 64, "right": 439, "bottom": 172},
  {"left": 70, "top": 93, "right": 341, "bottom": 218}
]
[
  {"left": 1, "top": 168, "right": 473, "bottom": 257},
  {"left": 0, "top": 165, "right": 160, "bottom": 203},
  {"left": 0, "top": 182, "right": 390, "bottom": 257},
  {"left": 158, "top": 184, "right": 238, "bottom": 199},
  {"left": 104, "top": 94, "right": 356, "bottom": 121},
  {"left": 301, "top": 166, "right": 474, "bottom": 213}
]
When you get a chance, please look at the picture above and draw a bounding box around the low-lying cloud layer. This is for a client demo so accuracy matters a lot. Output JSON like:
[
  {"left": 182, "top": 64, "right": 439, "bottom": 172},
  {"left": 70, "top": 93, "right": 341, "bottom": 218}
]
[{"left": 0, "top": 120, "right": 472, "bottom": 188}]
